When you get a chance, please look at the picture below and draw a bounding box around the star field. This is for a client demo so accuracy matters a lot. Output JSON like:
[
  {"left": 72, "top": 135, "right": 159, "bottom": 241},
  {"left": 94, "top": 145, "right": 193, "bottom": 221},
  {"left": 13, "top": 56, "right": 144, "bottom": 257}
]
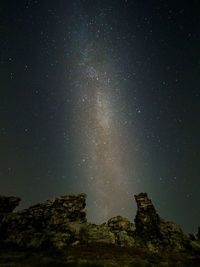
[{"left": 0, "top": 0, "right": 200, "bottom": 233}]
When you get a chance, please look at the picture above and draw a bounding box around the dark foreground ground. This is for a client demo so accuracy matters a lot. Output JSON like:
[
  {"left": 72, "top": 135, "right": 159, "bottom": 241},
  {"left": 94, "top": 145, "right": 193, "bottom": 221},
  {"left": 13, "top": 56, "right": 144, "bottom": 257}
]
[{"left": 0, "top": 243, "right": 200, "bottom": 267}]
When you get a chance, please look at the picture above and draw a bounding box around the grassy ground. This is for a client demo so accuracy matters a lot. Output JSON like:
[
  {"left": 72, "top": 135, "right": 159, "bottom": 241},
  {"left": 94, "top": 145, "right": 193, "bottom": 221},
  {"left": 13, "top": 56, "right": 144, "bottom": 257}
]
[{"left": 0, "top": 243, "right": 200, "bottom": 266}]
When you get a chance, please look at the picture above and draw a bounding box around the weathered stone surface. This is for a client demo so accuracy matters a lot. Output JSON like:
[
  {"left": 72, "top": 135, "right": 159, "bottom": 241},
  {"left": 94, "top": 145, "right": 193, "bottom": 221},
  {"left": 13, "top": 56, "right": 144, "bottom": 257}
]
[
  {"left": 0, "top": 191, "right": 199, "bottom": 254},
  {"left": 0, "top": 196, "right": 21, "bottom": 213},
  {"left": 1, "top": 194, "right": 87, "bottom": 248},
  {"left": 116, "top": 230, "right": 135, "bottom": 247},
  {"left": 85, "top": 223, "right": 116, "bottom": 244},
  {"left": 108, "top": 216, "right": 132, "bottom": 232},
  {"left": 107, "top": 216, "right": 135, "bottom": 246},
  {"left": 134, "top": 193, "right": 162, "bottom": 238},
  {"left": 134, "top": 192, "right": 188, "bottom": 251}
]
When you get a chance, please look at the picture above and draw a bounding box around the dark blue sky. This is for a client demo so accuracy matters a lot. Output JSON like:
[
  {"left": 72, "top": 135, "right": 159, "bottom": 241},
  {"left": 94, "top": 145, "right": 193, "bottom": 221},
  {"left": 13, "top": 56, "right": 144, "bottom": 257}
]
[{"left": 1, "top": 0, "right": 200, "bottom": 233}]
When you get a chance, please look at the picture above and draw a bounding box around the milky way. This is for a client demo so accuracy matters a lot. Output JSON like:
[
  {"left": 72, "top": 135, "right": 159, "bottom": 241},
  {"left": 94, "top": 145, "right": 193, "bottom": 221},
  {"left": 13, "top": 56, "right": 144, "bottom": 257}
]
[
  {"left": 69, "top": 5, "right": 137, "bottom": 223},
  {"left": 1, "top": 0, "right": 200, "bottom": 233}
]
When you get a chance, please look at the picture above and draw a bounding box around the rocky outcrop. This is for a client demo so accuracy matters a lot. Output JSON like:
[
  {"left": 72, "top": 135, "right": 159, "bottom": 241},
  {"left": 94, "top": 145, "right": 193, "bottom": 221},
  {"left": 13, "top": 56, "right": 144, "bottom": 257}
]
[
  {"left": 0, "top": 192, "right": 199, "bottom": 254},
  {"left": 134, "top": 193, "right": 189, "bottom": 251},
  {"left": 134, "top": 193, "right": 162, "bottom": 238},
  {"left": 0, "top": 194, "right": 87, "bottom": 248},
  {"left": 108, "top": 216, "right": 135, "bottom": 246}
]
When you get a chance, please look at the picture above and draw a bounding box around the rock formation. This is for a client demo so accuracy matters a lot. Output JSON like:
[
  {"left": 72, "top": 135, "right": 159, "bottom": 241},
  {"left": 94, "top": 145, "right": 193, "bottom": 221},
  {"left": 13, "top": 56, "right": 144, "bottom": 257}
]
[
  {"left": 84, "top": 223, "right": 116, "bottom": 245},
  {"left": 107, "top": 216, "right": 135, "bottom": 247},
  {"left": 0, "top": 194, "right": 87, "bottom": 249},
  {"left": 0, "top": 192, "right": 199, "bottom": 254},
  {"left": 134, "top": 193, "right": 189, "bottom": 251}
]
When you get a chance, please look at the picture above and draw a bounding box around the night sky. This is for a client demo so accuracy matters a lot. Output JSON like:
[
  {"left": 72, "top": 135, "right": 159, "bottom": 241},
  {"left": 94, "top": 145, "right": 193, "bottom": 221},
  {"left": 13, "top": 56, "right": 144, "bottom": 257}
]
[{"left": 1, "top": 0, "right": 200, "bottom": 234}]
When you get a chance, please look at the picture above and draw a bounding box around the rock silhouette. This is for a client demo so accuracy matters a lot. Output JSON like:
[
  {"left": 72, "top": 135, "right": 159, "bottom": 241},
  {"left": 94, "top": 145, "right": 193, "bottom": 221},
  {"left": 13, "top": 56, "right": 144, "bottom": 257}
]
[
  {"left": 0, "top": 192, "right": 200, "bottom": 254},
  {"left": 0, "top": 196, "right": 21, "bottom": 213},
  {"left": 134, "top": 193, "right": 189, "bottom": 251}
]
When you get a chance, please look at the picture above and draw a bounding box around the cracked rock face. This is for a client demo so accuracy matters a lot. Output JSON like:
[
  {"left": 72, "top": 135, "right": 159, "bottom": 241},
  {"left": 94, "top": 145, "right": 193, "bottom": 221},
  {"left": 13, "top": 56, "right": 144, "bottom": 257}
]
[
  {"left": 134, "top": 193, "right": 162, "bottom": 238},
  {"left": 134, "top": 193, "right": 189, "bottom": 251}
]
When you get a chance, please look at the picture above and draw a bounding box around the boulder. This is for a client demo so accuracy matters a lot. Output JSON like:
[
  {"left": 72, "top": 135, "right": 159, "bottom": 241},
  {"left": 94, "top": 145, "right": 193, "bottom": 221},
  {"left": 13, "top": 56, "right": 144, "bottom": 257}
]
[
  {"left": 108, "top": 216, "right": 135, "bottom": 246},
  {"left": 108, "top": 216, "right": 132, "bottom": 232}
]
